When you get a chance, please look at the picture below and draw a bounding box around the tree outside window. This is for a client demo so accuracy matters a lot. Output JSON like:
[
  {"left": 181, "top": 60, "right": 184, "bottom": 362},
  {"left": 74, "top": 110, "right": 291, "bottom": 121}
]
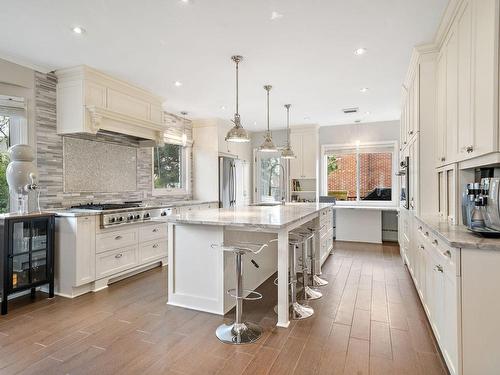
[
  {"left": 0, "top": 116, "right": 10, "bottom": 213},
  {"left": 153, "top": 143, "right": 184, "bottom": 190}
]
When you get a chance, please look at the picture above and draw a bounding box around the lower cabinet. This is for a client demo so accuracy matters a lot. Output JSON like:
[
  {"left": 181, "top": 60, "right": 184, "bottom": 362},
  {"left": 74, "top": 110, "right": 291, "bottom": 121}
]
[{"left": 406, "top": 218, "right": 460, "bottom": 375}]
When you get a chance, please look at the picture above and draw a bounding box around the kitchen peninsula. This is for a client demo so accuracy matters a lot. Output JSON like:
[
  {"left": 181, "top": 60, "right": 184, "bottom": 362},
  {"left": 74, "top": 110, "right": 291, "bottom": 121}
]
[{"left": 164, "top": 203, "right": 335, "bottom": 328}]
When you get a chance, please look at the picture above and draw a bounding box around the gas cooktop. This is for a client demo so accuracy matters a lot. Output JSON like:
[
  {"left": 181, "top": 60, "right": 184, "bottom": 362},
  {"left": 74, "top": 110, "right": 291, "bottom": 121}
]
[{"left": 71, "top": 202, "right": 142, "bottom": 210}]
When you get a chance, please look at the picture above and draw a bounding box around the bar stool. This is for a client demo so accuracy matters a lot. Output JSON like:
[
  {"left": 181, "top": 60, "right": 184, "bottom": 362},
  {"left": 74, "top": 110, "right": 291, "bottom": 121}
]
[
  {"left": 304, "top": 224, "right": 329, "bottom": 287},
  {"left": 292, "top": 229, "right": 323, "bottom": 301},
  {"left": 272, "top": 233, "right": 314, "bottom": 320},
  {"left": 211, "top": 241, "right": 268, "bottom": 345}
]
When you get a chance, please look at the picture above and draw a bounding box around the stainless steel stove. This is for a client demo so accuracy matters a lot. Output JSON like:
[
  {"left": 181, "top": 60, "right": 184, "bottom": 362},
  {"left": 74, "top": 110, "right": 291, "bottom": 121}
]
[{"left": 71, "top": 202, "right": 172, "bottom": 228}]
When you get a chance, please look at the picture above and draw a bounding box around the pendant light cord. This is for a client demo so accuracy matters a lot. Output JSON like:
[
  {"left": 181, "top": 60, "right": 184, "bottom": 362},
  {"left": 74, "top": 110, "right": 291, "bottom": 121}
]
[
  {"left": 267, "top": 89, "right": 270, "bottom": 132},
  {"left": 235, "top": 60, "right": 239, "bottom": 115}
]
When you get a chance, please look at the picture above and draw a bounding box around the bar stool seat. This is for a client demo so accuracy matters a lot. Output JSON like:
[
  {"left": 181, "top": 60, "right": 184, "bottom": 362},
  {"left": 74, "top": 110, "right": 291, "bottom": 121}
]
[
  {"left": 211, "top": 241, "right": 268, "bottom": 345},
  {"left": 291, "top": 229, "right": 323, "bottom": 301},
  {"left": 272, "top": 233, "right": 314, "bottom": 320},
  {"left": 304, "top": 224, "right": 329, "bottom": 287}
]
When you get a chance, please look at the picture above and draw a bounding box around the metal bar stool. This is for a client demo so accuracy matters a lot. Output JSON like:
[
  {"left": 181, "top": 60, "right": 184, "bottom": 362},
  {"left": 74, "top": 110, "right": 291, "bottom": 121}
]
[
  {"left": 292, "top": 229, "right": 323, "bottom": 301},
  {"left": 305, "top": 224, "right": 329, "bottom": 287},
  {"left": 211, "top": 241, "right": 268, "bottom": 345},
  {"left": 272, "top": 233, "right": 314, "bottom": 320}
]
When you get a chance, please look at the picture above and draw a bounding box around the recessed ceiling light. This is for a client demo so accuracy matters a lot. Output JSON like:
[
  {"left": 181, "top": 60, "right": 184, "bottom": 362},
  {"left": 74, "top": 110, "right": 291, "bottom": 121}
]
[
  {"left": 220, "top": 105, "right": 226, "bottom": 111},
  {"left": 365, "top": 111, "right": 371, "bottom": 115},
  {"left": 304, "top": 116, "right": 310, "bottom": 121},
  {"left": 180, "top": 0, "right": 189, "bottom": 2},
  {"left": 72, "top": 26, "right": 85, "bottom": 34},
  {"left": 360, "top": 87, "right": 369, "bottom": 93},
  {"left": 174, "top": 81, "right": 183, "bottom": 87},
  {"left": 254, "top": 121, "right": 257, "bottom": 125},
  {"left": 354, "top": 48, "right": 367, "bottom": 56},
  {"left": 271, "top": 11, "right": 283, "bottom": 20}
]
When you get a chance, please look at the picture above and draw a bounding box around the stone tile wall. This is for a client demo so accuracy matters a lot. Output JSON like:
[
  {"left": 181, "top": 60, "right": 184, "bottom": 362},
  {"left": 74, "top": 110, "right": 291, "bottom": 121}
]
[{"left": 34, "top": 72, "right": 193, "bottom": 209}]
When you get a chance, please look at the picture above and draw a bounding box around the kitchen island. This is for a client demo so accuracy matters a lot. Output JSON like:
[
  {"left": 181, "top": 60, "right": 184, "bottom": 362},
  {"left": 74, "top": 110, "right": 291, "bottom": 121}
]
[{"left": 163, "top": 203, "right": 335, "bottom": 328}]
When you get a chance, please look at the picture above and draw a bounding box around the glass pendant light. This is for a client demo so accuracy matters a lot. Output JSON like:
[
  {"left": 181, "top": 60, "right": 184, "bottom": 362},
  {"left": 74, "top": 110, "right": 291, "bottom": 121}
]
[
  {"left": 259, "top": 85, "right": 277, "bottom": 152},
  {"left": 225, "top": 55, "right": 250, "bottom": 143},
  {"left": 281, "top": 104, "right": 296, "bottom": 159}
]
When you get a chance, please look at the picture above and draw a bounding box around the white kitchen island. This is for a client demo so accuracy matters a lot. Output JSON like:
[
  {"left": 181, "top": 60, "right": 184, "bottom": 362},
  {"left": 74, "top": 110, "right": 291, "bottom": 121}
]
[{"left": 163, "top": 203, "right": 334, "bottom": 328}]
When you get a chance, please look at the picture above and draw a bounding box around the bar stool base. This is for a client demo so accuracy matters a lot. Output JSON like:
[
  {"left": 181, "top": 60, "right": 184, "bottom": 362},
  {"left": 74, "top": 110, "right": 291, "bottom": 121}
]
[
  {"left": 305, "top": 285, "right": 323, "bottom": 300},
  {"left": 216, "top": 321, "right": 262, "bottom": 345},
  {"left": 312, "top": 275, "right": 329, "bottom": 287},
  {"left": 291, "top": 302, "right": 314, "bottom": 320}
]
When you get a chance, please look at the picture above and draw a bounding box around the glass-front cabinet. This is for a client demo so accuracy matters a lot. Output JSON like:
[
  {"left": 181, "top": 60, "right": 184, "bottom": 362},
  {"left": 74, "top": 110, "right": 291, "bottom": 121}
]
[{"left": 1, "top": 213, "right": 54, "bottom": 314}]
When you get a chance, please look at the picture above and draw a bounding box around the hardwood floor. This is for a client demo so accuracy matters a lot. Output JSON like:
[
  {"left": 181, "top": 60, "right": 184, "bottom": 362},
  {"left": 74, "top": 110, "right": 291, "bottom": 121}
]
[{"left": 0, "top": 241, "right": 448, "bottom": 375}]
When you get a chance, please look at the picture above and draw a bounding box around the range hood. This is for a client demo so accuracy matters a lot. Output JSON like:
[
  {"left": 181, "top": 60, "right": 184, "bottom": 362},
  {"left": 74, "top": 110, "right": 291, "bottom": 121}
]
[{"left": 56, "top": 65, "right": 167, "bottom": 145}]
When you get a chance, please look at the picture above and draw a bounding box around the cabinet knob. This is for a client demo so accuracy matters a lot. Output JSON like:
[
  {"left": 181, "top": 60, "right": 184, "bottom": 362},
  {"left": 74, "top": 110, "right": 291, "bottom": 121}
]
[
  {"left": 409, "top": 130, "right": 414, "bottom": 135},
  {"left": 153, "top": 228, "right": 159, "bottom": 232},
  {"left": 434, "top": 264, "right": 443, "bottom": 273},
  {"left": 153, "top": 243, "right": 159, "bottom": 248},
  {"left": 443, "top": 250, "right": 451, "bottom": 258},
  {"left": 115, "top": 253, "right": 123, "bottom": 259},
  {"left": 432, "top": 239, "right": 438, "bottom": 246},
  {"left": 419, "top": 245, "right": 425, "bottom": 250},
  {"left": 466, "top": 145, "right": 474, "bottom": 153},
  {"left": 115, "top": 235, "right": 122, "bottom": 240},
  {"left": 440, "top": 157, "right": 446, "bottom": 162}
]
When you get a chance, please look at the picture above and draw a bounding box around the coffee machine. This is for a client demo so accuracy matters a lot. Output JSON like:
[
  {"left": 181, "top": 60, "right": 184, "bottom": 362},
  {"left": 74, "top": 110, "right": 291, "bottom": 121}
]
[{"left": 462, "top": 177, "right": 500, "bottom": 236}]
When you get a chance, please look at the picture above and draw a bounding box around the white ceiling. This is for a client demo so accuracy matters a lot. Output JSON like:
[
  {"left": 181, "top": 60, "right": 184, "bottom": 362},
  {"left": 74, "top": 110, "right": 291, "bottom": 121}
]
[{"left": 0, "top": 0, "right": 447, "bottom": 131}]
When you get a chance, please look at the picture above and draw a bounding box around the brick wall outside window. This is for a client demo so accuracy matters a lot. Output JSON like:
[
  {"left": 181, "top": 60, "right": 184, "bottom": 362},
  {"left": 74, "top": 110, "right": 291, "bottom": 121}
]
[{"left": 327, "top": 152, "right": 392, "bottom": 200}]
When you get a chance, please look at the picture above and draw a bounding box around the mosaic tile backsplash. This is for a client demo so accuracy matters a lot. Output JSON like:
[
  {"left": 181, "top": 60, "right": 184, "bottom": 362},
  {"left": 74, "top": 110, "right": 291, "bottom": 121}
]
[{"left": 34, "top": 71, "right": 193, "bottom": 209}]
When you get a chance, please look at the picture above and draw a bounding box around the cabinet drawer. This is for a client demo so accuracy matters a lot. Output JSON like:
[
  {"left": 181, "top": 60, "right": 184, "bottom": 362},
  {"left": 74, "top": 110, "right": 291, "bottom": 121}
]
[
  {"left": 140, "top": 240, "right": 167, "bottom": 263},
  {"left": 139, "top": 223, "right": 167, "bottom": 243},
  {"left": 96, "top": 246, "right": 138, "bottom": 279},
  {"left": 96, "top": 228, "right": 138, "bottom": 254}
]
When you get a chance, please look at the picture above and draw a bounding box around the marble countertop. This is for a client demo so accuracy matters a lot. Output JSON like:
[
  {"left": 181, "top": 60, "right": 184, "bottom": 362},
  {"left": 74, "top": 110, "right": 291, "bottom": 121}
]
[
  {"left": 51, "top": 200, "right": 218, "bottom": 217},
  {"left": 416, "top": 215, "right": 500, "bottom": 250},
  {"left": 162, "top": 203, "right": 335, "bottom": 229}
]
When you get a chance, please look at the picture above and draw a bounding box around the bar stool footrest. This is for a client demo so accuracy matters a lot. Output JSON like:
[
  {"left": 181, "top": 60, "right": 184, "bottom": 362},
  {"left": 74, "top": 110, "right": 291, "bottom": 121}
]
[{"left": 227, "top": 289, "right": 263, "bottom": 300}]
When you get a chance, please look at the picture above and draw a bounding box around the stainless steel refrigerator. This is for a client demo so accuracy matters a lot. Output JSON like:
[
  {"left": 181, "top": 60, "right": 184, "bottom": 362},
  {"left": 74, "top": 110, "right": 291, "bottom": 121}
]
[{"left": 219, "top": 156, "right": 244, "bottom": 208}]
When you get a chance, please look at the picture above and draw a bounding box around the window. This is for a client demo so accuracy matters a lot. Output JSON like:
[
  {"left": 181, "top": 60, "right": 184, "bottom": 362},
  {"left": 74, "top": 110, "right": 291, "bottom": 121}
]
[
  {"left": 153, "top": 143, "right": 188, "bottom": 194},
  {"left": 322, "top": 142, "right": 397, "bottom": 205},
  {"left": 0, "top": 115, "right": 10, "bottom": 213}
]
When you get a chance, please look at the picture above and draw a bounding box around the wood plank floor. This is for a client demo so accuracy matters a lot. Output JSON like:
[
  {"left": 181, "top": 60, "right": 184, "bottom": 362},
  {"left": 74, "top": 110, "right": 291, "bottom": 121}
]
[{"left": 0, "top": 241, "right": 448, "bottom": 375}]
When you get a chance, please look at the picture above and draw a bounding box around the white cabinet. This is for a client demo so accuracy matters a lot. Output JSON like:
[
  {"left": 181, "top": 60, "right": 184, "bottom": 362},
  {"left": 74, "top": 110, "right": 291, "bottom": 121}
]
[
  {"left": 74, "top": 216, "right": 96, "bottom": 286},
  {"left": 435, "top": 0, "right": 499, "bottom": 165},
  {"left": 290, "top": 128, "right": 318, "bottom": 179}
]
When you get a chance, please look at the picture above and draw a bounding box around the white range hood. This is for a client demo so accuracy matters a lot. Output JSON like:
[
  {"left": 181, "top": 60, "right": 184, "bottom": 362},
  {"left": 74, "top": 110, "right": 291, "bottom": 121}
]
[{"left": 56, "top": 65, "right": 167, "bottom": 144}]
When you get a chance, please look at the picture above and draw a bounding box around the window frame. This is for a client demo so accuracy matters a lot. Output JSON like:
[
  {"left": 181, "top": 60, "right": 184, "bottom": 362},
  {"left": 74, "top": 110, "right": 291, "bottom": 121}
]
[
  {"left": 151, "top": 143, "right": 191, "bottom": 197},
  {"left": 321, "top": 141, "right": 398, "bottom": 207}
]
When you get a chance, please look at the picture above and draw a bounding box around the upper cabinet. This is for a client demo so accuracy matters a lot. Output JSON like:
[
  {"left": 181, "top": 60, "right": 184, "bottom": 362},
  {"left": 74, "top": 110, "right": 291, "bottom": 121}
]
[
  {"left": 290, "top": 127, "right": 318, "bottom": 179},
  {"left": 56, "top": 66, "right": 166, "bottom": 143},
  {"left": 435, "top": 0, "right": 499, "bottom": 166}
]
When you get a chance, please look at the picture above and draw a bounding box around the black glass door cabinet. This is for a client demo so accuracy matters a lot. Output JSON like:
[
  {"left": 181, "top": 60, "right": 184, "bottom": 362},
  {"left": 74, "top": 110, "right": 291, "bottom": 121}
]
[{"left": 0, "top": 213, "right": 55, "bottom": 314}]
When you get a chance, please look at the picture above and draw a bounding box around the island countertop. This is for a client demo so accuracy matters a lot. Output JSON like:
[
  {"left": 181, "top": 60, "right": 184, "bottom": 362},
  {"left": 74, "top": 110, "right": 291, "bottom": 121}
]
[{"left": 162, "top": 203, "right": 335, "bottom": 229}]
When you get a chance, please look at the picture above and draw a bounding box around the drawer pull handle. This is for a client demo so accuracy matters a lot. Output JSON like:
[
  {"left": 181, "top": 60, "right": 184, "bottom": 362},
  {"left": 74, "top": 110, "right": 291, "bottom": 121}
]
[
  {"left": 153, "top": 244, "right": 159, "bottom": 248},
  {"left": 432, "top": 239, "right": 438, "bottom": 246},
  {"left": 419, "top": 245, "right": 425, "bottom": 250},
  {"left": 115, "top": 253, "right": 123, "bottom": 259},
  {"left": 418, "top": 226, "right": 422, "bottom": 231},
  {"left": 153, "top": 228, "right": 159, "bottom": 232},
  {"left": 115, "top": 235, "right": 123, "bottom": 240},
  {"left": 424, "top": 231, "right": 429, "bottom": 237},
  {"left": 434, "top": 265, "right": 443, "bottom": 273},
  {"left": 444, "top": 250, "right": 451, "bottom": 258}
]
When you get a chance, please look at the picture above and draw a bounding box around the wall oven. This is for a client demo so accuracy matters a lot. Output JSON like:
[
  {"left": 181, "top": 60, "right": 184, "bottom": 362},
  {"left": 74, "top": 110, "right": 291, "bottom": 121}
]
[{"left": 397, "top": 156, "right": 410, "bottom": 209}]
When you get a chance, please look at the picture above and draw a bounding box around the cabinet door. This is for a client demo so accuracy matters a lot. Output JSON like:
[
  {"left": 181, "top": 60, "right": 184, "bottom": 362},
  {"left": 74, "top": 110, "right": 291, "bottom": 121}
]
[
  {"left": 289, "top": 133, "right": 302, "bottom": 179},
  {"left": 301, "top": 132, "right": 317, "bottom": 178},
  {"left": 457, "top": 0, "right": 474, "bottom": 158},
  {"left": 445, "top": 28, "right": 459, "bottom": 163},
  {"left": 409, "top": 137, "right": 419, "bottom": 212},
  {"left": 436, "top": 52, "right": 447, "bottom": 165},
  {"left": 75, "top": 216, "right": 96, "bottom": 286},
  {"left": 472, "top": 0, "right": 498, "bottom": 157},
  {"left": 442, "top": 272, "right": 459, "bottom": 375}
]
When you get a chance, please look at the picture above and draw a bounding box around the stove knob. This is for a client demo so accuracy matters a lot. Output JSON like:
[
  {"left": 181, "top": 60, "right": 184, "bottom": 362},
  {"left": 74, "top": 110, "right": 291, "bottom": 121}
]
[
  {"left": 118, "top": 216, "right": 124, "bottom": 222},
  {"left": 127, "top": 214, "right": 134, "bottom": 221},
  {"left": 144, "top": 213, "right": 151, "bottom": 219},
  {"left": 110, "top": 217, "right": 116, "bottom": 223},
  {"left": 135, "top": 214, "right": 141, "bottom": 219},
  {"left": 161, "top": 211, "right": 167, "bottom": 216}
]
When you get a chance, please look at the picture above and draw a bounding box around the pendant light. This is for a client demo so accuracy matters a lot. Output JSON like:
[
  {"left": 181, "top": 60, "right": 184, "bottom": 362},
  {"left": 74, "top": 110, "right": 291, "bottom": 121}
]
[
  {"left": 225, "top": 55, "right": 250, "bottom": 143},
  {"left": 259, "top": 85, "right": 277, "bottom": 152},
  {"left": 281, "top": 104, "right": 296, "bottom": 159}
]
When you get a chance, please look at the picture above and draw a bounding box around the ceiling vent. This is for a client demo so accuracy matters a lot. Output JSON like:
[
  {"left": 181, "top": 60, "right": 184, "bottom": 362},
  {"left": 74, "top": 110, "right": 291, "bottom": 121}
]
[{"left": 342, "top": 107, "right": 359, "bottom": 114}]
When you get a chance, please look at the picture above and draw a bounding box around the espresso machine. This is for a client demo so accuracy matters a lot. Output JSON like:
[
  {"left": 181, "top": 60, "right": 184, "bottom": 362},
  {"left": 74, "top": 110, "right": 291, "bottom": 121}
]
[{"left": 462, "top": 177, "right": 500, "bottom": 236}]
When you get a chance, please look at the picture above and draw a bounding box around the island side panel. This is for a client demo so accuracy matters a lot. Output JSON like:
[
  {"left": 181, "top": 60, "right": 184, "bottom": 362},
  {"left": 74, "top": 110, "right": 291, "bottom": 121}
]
[
  {"left": 167, "top": 223, "right": 225, "bottom": 314},
  {"left": 223, "top": 230, "right": 278, "bottom": 314},
  {"left": 277, "top": 228, "right": 290, "bottom": 328}
]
